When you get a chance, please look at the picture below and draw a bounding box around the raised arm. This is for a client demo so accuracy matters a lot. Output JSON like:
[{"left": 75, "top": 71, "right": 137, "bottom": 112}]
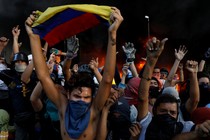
[
  {"left": 122, "top": 42, "right": 136, "bottom": 64},
  {"left": 198, "top": 60, "right": 206, "bottom": 72},
  {"left": 9, "top": 25, "right": 22, "bottom": 63},
  {"left": 30, "top": 81, "right": 43, "bottom": 112},
  {"left": 130, "top": 62, "right": 139, "bottom": 78},
  {"left": 30, "top": 59, "right": 55, "bottom": 112},
  {"left": 198, "top": 47, "right": 210, "bottom": 72},
  {"left": 93, "top": 7, "right": 123, "bottom": 112},
  {"left": 185, "top": 60, "right": 200, "bottom": 113},
  {"left": 137, "top": 37, "right": 168, "bottom": 120},
  {"left": 164, "top": 45, "right": 188, "bottom": 88},
  {"left": 122, "top": 42, "right": 138, "bottom": 77},
  {"left": 25, "top": 13, "right": 60, "bottom": 107},
  {"left": 62, "top": 35, "right": 79, "bottom": 82},
  {"left": 89, "top": 57, "right": 102, "bottom": 84},
  {"left": 12, "top": 25, "right": 21, "bottom": 54},
  {"left": 21, "top": 59, "right": 34, "bottom": 84},
  {"left": 62, "top": 58, "right": 72, "bottom": 82},
  {"left": 121, "top": 63, "right": 129, "bottom": 83},
  {"left": 178, "top": 63, "right": 184, "bottom": 83},
  {"left": 42, "top": 42, "right": 48, "bottom": 56},
  {"left": 96, "top": 93, "right": 118, "bottom": 140}
]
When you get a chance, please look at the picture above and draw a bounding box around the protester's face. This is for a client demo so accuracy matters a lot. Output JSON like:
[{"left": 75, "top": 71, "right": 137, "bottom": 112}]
[
  {"left": 110, "top": 87, "right": 120, "bottom": 98},
  {"left": 150, "top": 79, "right": 159, "bottom": 87},
  {"left": 14, "top": 60, "right": 27, "bottom": 72},
  {"left": 160, "top": 72, "right": 167, "bottom": 79},
  {"left": 199, "top": 77, "right": 209, "bottom": 85},
  {"left": 0, "top": 37, "right": 8, "bottom": 46},
  {"left": 153, "top": 68, "right": 160, "bottom": 79},
  {"left": 72, "top": 64, "right": 78, "bottom": 73},
  {"left": 70, "top": 87, "right": 92, "bottom": 103},
  {"left": 156, "top": 102, "right": 178, "bottom": 119}
]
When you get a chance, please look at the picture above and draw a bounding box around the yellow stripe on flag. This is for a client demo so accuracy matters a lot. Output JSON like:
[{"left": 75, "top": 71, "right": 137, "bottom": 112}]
[{"left": 33, "top": 4, "right": 112, "bottom": 27}]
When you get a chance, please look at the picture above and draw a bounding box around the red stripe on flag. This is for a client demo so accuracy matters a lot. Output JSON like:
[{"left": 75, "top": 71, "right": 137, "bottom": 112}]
[{"left": 44, "top": 13, "right": 101, "bottom": 46}]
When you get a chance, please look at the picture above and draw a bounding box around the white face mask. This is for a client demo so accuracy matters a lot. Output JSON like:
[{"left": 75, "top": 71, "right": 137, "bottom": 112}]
[
  {"left": 0, "top": 63, "right": 7, "bottom": 71},
  {"left": 15, "top": 64, "right": 27, "bottom": 72}
]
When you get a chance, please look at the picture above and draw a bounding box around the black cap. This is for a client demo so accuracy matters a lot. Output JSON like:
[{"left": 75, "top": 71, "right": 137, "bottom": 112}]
[
  {"left": 12, "top": 52, "right": 28, "bottom": 65},
  {"left": 78, "top": 64, "right": 93, "bottom": 76}
]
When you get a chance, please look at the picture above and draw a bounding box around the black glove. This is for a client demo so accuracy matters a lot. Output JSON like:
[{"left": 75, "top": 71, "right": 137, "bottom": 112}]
[
  {"left": 122, "top": 42, "right": 136, "bottom": 63},
  {"left": 66, "top": 35, "right": 79, "bottom": 59},
  {"left": 203, "top": 47, "right": 210, "bottom": 61}
]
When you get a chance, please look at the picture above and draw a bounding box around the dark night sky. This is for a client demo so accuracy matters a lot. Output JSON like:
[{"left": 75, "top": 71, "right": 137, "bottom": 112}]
[{"left": 1, "top": 0, "right": 210, "bottom": 70}]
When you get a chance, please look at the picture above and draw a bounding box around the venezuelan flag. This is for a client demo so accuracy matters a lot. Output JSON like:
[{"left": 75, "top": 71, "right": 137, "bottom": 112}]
[{"left": 32, "top": 4, "right": 112, "bottom": 46}]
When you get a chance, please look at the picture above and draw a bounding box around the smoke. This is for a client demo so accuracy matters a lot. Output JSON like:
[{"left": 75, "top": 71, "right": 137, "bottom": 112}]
[
  {"left": 1, "top": 0, "right": 210, "bottom": 64},
  {"left": 0, "top": 0, "right": 25, "bottom": 18}
]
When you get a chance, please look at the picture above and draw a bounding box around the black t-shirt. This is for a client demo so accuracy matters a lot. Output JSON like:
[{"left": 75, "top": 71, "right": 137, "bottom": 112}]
[{"left": 0, "top": 69, "right": 38, "bottom": 114}]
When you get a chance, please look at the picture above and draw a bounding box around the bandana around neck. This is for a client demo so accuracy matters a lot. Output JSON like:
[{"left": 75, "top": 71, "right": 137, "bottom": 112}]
[{"left": 65, "top": 100, "right": 91, "bottom": 139}]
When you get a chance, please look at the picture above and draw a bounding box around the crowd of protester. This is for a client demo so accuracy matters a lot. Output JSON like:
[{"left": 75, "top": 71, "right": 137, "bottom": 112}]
[{"left": 0, "top": 6, "right": 210, "bottom": 140}]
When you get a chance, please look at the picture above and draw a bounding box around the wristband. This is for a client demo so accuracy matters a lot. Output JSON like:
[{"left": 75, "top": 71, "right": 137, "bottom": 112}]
[{"left": 118, "top": 82, "right": 126, "bottom": 89}]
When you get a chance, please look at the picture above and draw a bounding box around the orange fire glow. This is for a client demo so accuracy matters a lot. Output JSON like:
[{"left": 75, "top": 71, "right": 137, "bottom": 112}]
[{"left": 137, "top": 61, "right": 146, "bottom": 70}]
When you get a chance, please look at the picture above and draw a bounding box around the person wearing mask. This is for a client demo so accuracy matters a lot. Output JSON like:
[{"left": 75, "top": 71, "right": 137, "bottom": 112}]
[
  {"left": 137, "top": 37, "right": 210, "bottom": 140},
  {"left": 25, "top": 7, "right": 123, "bottom": 140},
  {"left": 0, "top": 52, "right": 37, "bottom": 140}
]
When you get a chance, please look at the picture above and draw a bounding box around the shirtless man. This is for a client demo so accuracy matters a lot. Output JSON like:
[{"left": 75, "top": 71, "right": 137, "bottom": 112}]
[{"left": 25, "top": 7, "right": 123, "bottom": 140}]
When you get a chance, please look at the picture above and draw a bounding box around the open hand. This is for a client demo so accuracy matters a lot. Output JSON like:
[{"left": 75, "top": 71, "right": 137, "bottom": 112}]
[
  {"left": 66, "top": 35, "right": 79, "bottom": 59},
  {"left": 122, "top": 42, "right": 136, "bottom": 62},
  {"left": 175, "top": 45, "right": 188, "bottom": 61}
]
